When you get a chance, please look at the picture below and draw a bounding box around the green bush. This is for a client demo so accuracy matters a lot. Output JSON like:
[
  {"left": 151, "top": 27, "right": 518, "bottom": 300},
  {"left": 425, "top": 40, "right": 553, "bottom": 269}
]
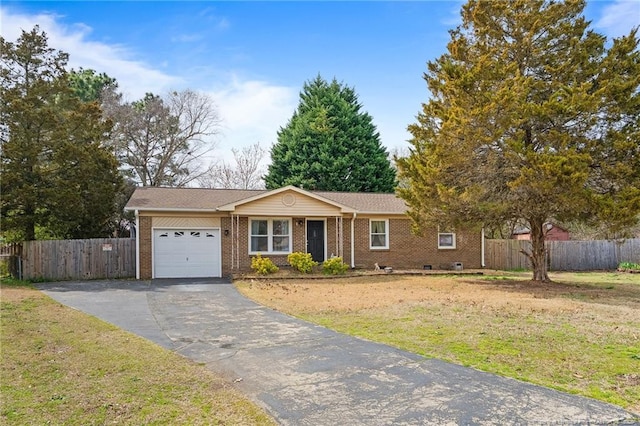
[
  {"left": 0, "top": 258, "right": 10, "bottom": 278},
  {"left": 287, "top": 252, "right": 318, "bottom": 273},
  {"left": 618, "top": 261, "right": 640, "bottom": 271},
  {"left": 322, "top": 256, "right": 349, "bottom": 275},
  {"left": 251, "top": 254, "right": 279, "bottom": 275}
]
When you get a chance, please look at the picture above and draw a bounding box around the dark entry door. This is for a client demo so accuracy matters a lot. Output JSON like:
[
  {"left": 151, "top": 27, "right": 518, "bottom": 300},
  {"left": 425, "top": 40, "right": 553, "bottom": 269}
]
[{"left": 307, "top": 220, "right": 325, "bottom": 263}]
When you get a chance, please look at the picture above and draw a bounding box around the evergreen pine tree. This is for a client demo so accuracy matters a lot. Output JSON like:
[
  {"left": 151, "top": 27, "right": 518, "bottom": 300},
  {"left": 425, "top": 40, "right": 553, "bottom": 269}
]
[
  {"left": 397, "top": 0, "right": 640, "bottom": 282},
  {"left": 265, "top": 75, "right": 396, "bottom": 192},
  {"left": 1, "top": 27, "right": 122, "bottom": 240}
]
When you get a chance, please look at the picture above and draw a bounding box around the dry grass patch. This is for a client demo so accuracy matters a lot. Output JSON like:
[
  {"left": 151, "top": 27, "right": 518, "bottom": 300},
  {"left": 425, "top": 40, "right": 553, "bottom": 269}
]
[
  {"left": 0, "top": 285, "right": 275, "bottom": 425},
  {"left": 236, "top": 271, "right": 640, "bottom": 414}
]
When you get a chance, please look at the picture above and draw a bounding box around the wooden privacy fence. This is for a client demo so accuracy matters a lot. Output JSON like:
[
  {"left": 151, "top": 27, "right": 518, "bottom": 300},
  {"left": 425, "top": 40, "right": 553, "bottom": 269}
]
[
  {"left": 0, "top": 243, "right": 22, "bottom": 279},
  {"left": 13, "top": 238, "right": 135, "bottom": 281},
  {"left": 485, "top": 239, "right": 532, "bottom": 271},
  {"left": 485, "top": 238, "right": 640, "bottom": 271}
]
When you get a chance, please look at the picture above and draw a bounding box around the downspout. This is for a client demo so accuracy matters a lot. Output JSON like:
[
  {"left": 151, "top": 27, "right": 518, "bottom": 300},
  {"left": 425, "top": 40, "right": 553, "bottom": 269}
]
[
  {"left": 350, "top": 212, "right": 357, "bottom": 268},
  {"left": 481, "top": 227, "right": 486, "bottom": 268},
  {"left": 135, "top": 209, "right": 140, "bottom": 279}
]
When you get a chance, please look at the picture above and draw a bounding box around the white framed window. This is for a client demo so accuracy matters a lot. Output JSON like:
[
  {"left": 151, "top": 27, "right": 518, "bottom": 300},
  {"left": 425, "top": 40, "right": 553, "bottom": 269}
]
[
  {"left": 370, "top": 219, "right": 389, "bottom": 249},
  {"left": 249, "top": 218, "right": 291, "bottom": 254},
  {"left": 438, "top": 232, "right": 456, "bottom": 249}
]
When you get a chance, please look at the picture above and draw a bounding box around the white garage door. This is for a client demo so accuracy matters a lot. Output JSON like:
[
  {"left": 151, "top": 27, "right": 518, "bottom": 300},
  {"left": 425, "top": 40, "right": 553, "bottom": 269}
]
[{"left": 153, "top": 229, "right": 221, "bottom": 278}]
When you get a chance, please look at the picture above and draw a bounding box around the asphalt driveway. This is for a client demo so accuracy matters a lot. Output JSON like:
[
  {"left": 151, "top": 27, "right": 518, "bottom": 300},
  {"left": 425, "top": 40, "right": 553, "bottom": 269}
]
[{"left": 39, "top": 279, "right": 639, "bottom": 425}]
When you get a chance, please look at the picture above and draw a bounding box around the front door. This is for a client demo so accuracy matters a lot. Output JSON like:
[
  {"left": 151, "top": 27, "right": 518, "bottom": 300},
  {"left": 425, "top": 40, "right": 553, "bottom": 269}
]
[{"left": 307, "top": 220, "right": 325, "bottom": 263}]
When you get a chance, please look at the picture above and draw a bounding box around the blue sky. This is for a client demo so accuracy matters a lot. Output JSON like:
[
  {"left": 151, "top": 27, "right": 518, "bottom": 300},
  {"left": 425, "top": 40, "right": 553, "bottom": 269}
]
[{"left": 1, "top": 1, "right": 639, "bottom": 167}]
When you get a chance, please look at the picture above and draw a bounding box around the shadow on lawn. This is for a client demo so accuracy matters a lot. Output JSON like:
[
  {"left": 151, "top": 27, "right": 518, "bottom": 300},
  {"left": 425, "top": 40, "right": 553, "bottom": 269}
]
[{"left": 463, "top": 275, "right": 640, "bottom": 308}]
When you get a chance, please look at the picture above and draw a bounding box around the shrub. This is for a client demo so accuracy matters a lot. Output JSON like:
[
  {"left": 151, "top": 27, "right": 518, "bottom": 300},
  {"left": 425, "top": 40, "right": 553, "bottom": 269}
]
[
  {"left": 0, "top": 258, "right": 9, "bottom": 278},
  {"left": 288, "top": 252, "right": 318, "bottom": 273},
  {"left": 322, "top": 256, "right": 349, "bottom": 275},
  {"left": 618, "top": 262, "right": 640, "bottom": 271},
  {"left": 251, "top": 254, "right": 279, "bottom": 275}
]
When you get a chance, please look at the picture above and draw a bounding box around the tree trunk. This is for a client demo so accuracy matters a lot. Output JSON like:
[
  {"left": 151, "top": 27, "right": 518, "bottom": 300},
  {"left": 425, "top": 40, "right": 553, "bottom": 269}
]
[
  {"left": 525, "top": 218, "right": 550, "bottom": 282},
  {"left": 21, "top": 199, "right": 36, "bottom": 241}
]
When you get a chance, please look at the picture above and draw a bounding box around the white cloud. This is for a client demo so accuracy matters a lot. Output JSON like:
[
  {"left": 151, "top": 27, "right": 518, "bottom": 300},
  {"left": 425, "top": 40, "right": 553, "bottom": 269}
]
[
  {"left": 207, "top": 77, "right": 297, "bottom": 163},
  {"left": 1, "top": 6, "right": 299, "bottom": 169},
  {"left": 216, "top": 17, "right": 231, "bottom": 32},
  {"left": 595, "top": 0, "right": 640, "bottom": 39},
  {"left": 441, "top": 0, "right": 465, "bottom": 27},
  {"left": 198, "top": 7, "right": 230, "bottom": 31},
  {"left": 0, "top": 6, "right": 182, "bottom": 99}
]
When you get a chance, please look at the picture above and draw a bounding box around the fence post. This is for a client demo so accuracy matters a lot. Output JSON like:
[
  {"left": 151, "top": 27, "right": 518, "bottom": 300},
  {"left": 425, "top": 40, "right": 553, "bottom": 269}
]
[{"left": 17, "top": 256, "right": 22, "bottom": 281}]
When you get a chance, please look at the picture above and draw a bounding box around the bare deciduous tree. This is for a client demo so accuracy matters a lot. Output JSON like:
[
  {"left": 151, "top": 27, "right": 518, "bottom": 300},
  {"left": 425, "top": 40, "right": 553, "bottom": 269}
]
[
  {"left": 104, "top": 89, "right": 221, "bottom": 187},
  {"left": 199, "top": 142, "right": 266, "bottom": 189}
]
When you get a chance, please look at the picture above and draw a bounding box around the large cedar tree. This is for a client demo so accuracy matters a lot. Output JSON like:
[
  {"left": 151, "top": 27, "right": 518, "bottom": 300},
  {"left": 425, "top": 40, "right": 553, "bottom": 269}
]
[
  {"left": 265, "top": 76, "right": 396, "bottom": 192},
  {"left": 397, "top": 0, "right": 640, "bottom": 282}
]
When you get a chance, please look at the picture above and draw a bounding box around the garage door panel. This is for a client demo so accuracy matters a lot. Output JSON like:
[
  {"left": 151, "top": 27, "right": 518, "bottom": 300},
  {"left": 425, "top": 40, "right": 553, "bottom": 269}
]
[{"left": 153, "top": 229, "right": 221, "bottom": 278}]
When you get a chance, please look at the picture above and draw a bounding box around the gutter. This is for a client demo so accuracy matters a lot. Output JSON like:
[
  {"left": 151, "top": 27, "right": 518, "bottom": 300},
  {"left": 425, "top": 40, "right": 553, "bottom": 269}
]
[
  {"left": 481, "top": 227, "right": 486, "bottom": 268},
  {"left": 125, "top": 207, "right": 220, "bottom": 213},
  {"left": 135, "top": 209, "right": 140, "bottom": 279}
]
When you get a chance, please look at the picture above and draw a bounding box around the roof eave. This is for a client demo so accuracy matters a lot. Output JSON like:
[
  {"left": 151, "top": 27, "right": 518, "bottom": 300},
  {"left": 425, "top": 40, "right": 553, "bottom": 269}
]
[
  {"left": 125, "top": 206, "right": 402, "bottom": 215},
  {"left": 217, "top": 185, "right": 356, "bottom": 212},
  {"left": 357, "top": 211, "right": 407, "bottom": 215},
  {"left": 124, "top": 206, "right": 221, "bottom": 213}
]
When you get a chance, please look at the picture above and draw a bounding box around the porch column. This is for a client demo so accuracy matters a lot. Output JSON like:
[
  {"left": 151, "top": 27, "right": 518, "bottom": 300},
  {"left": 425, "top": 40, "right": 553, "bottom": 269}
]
[
  {"left": 335, "top": 216, "right": 341, "bottom": 258},
  {"left": 350, "top": 212, "right": 356, "bottom": 268},
  {"left": 339, "top": 216, "right": 343, "bottom": 258}
]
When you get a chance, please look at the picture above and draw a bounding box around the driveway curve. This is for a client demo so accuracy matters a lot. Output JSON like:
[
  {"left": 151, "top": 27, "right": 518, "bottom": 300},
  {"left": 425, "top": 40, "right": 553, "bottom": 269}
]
[{"left": 40, "top": 279, "right": 639, "bottom": 426}]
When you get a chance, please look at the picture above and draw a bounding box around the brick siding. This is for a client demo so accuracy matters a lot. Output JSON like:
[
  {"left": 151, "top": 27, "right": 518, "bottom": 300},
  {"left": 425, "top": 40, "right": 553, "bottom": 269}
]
[
  {"left": 140, "top": 214, "right": 483, "bottom": 278},
  {"left": 222, "top": 217, "right": 308, "bottom": 276},
  {"left": 352, "top": 218, "right": 482, "bottom": 271},
  {"left": 139, "top": 216, "right": 152, "bottom": 279}
]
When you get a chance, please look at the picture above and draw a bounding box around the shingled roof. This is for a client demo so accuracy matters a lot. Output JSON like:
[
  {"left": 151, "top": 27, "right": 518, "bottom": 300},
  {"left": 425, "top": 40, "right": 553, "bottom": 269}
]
[
  {"left": 125, "top": 186, "right": 408, "bottom": 214},
  {"left": 314, "top": 191, "right": 407, "bottom": 214}
]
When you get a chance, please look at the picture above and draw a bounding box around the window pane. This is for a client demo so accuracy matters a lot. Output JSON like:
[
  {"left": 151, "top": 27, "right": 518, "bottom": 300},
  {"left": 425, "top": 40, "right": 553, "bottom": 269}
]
[
  {"left": 273, "top": 220, "right": 289, "bottom": 236},
  {"left": 371, "top": 220, "right": 385, "bottom": 234},
  {"left": 251, "top": 236, "right": 268, "bottom": 252},
  {"left": 439, "top": 234, "right": 454, "bottom": 246},
  {"left": 251, "top": 220, "right": 268, "bottom": 235},
  {"left": 272, "top": 236, "right": 289, "bottom": 252},
  {"left": 371, "top": 234, "right": 386, "bottom": 247}
]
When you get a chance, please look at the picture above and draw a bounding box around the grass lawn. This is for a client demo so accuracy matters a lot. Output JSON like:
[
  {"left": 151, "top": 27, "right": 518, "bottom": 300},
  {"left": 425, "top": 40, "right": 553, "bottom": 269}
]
[
  {"left": 236, "top": 270, "right": 640, "bottom": 415},
  {"left": 0, "top": 281, "right": 275, "bottom": 425}
]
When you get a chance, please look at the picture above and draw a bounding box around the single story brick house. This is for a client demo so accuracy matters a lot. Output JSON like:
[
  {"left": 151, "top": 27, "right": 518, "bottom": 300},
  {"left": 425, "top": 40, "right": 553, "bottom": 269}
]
[{"left": 124, "top": 185, "right": 485, "bottom": 279}]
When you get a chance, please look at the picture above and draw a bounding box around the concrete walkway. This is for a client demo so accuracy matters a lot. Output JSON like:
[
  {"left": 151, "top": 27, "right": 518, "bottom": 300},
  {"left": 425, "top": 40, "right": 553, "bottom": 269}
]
[{"left": 40, "top": 279, "right": 639, "bottom": 425}]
